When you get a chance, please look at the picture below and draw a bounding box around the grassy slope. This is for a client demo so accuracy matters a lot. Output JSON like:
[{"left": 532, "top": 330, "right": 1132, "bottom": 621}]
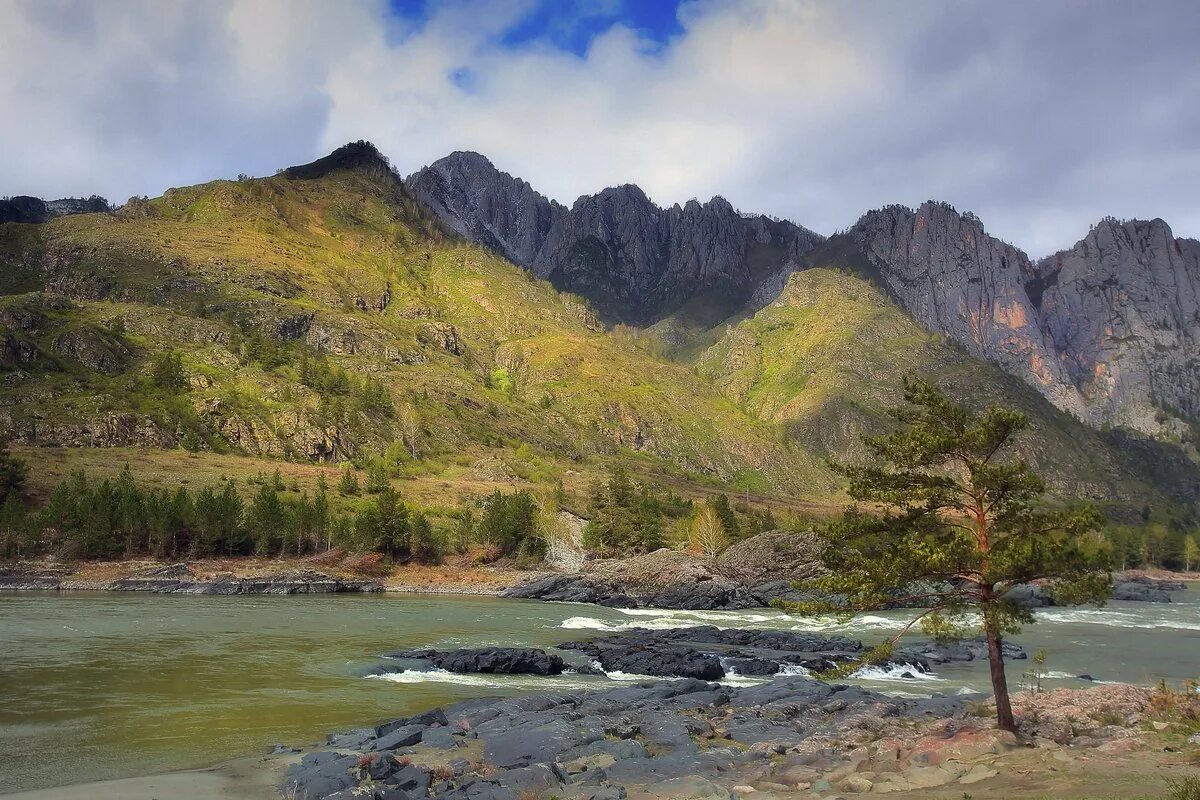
[
  {"left": 695, "top": 268, "right": 1179, "bottom": 506},
  {"left": 0, "top": 157, "right": 834, "bottom": 502}
]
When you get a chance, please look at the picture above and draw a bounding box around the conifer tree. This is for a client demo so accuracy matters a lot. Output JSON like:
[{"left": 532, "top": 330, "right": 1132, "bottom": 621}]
[{"left": 780, "top": 376, "right": 1110, "bottom": 732}]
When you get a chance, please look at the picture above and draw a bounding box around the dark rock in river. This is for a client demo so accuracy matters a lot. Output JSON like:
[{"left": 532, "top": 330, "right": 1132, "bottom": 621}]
[
  {"left": 897, "top": 636, "right": 1027, "bottom": 664},
  {"left": 1006, "top": 575, "right": 1182, "bottom": 608},
  {"left": 558, "top": 626, "right": 867, "bottom": 680},
  {"left": 1110, "top": 575, "right": 1181, "bottom": 603},
  {"left": 557, "top": 626, "right": 1022, "bottom": 681},
  {"left": 384, "top": 647, "right": 566, "bottom": 676}
]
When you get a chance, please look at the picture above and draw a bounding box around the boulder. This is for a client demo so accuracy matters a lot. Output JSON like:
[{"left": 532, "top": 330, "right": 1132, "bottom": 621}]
[
  {"left": 715, "top": 530, "right": 824, "bottom": 587},
  {"left": 385, "top": 647, "right": 565, "bottom": 676},
  {"left": 1111, "top": 576, "right": 1180, "bottom": 603}
]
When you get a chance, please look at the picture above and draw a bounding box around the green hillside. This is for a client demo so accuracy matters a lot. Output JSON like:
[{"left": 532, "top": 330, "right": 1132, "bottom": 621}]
[
  {"left": 0, "top": 143, "right": 1192, "bottom": 522},
  {"left": 695, "top": 267, "right": 1195, "bottom": 509},
  {"left": 0, "top": 144, "right": 833, "bottom": 500}
]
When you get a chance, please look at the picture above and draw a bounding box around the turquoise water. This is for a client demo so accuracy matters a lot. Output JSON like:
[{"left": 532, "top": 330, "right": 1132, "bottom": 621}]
[{"left": 1, "top": 589, "right": 1197, "bottom": 793}]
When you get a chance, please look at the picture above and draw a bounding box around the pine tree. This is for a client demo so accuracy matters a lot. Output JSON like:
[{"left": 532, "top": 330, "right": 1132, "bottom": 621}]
[
  {"left": 0, "top": 439, "right": 27, "bottom": 504},
  {"left": 338, "top": 464, "right": 360, "bottom": 496},
  {"left": 779, "top": 376, "right": 1110, "bottom": 733},
  {"left": 365, "top": 459, "right": 391, "bottom": 494}
]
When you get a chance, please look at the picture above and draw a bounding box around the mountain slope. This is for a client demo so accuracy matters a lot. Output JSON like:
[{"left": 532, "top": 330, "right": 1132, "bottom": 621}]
[
  {"left": 696, "top": 268, "right": 1200, "bottom": 508},
  {"left": 406, "top": 153, "right": 823, "bottom": 325},
  {"left": 847, "top": 202, "right": 1200, "bottom": 441},
  {"left": 0, "top": 143, "right": 833, "bottom": 497}
]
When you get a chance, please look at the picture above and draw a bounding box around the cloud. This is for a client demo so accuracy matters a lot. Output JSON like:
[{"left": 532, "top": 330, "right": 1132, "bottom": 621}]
[{"left": 1, "top": 0, "right": 1198, "bottom": 256}]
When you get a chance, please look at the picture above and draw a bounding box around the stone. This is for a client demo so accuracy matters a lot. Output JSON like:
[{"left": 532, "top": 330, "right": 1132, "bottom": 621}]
[
  {"left": 372, "top": 725, "right": 424, "bottom": 751},
  {"left": 959, "top": 764, "right": 999, "bottom": 785},
  {"left": 632, "top": 776, "right": 731, "bottom": 800},
  {"left": 384, "top": 647, "right": 565, "bottom": 676},
  {"left": 281, "top": 751, "right": 359, "bottom": 799},
  {"left": 839, "top": 775, "right": 874, "bottom": 793}
]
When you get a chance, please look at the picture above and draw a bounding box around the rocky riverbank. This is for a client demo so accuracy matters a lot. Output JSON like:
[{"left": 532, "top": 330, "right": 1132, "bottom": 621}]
[
  {"left": 0, "top": 558, "right": 541, "bottom": 595},
  {"left": 503, "top": 531, "right": 1190, "bottom": 611},
  {"left": 0, "top": 562, "right": 381, "bottom": 594},
  {"left": 503, "top": 531, "right": 824, "bottom": 610},
  {"left": 280, "top": 674, "right": 1200, "bottom": 800}
]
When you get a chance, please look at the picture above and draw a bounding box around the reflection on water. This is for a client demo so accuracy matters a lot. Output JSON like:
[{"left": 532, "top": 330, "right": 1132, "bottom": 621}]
[{"left": 0, "top": 587, "right": 1197, "bottom": 793}]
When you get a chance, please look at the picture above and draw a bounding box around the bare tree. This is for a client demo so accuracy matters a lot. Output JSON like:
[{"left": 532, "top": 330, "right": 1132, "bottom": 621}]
[
  {"left": 539, "top": 498, "right": 586, "bottom": 572},
  {"left": 399, "top": 402, "right": 420, "bottom": 458},
  {"left": 689, "top": 506, "right": 728, "bottom": 563}
]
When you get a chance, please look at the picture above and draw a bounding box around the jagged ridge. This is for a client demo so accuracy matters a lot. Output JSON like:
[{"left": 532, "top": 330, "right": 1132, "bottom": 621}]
[{"left": 407, "top": 153, "right": 823, "bottom": 325}]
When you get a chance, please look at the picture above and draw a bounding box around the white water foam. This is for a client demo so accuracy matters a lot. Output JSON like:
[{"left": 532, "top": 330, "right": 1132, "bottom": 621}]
[
  {"left": 615, "top": 608, "right": 777, "bottom": 625},
  {"left": 603, "top": 671, "right": 686, "bottom": 682},
  {"left": 852, "top": 663, "right": 943, "bottom": 683},
  {"left": 367, "top": 669, "right": 603, "bottom": 691},
  {"left": 558, "top": 608, "right": 779, "bottom": 632},
  {"left": 1036, "top": 607, "right": 1200, "bottom": 631},
  {"left": 775, "top": 663, "right": 813, "bottom": 677}
]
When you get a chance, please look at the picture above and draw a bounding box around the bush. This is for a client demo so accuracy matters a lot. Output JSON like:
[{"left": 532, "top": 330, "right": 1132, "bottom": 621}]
[
  {"left": 150, "top": 350, "right": 188, "bottom": 392},
  {"left": 479, "top": 490, "right": 542, "bottom": 559}
]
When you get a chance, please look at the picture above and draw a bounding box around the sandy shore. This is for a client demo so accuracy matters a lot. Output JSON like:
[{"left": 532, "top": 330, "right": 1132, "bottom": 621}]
[{"left": 0, "top": 754, "right": 290, "bottom": 800}]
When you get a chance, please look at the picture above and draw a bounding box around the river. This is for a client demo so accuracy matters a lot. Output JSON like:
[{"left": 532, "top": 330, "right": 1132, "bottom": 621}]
[{"left": 1, "top": 588, "right": 1197, "bottom": 793}]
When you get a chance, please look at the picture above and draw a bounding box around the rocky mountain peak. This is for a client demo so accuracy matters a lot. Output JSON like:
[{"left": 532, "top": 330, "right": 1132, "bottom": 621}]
[
  {"left": 406, "top": 151, "right": 565, "bottom": 269},
  {"left": 284, "top": 141, "right": 397, "bottom": 182},
  {"left": 1033, "top": 218, "right": 1200, "bottom": 431},
  {"left": 408, "top": 154, "right": 824, "bottom": 325},
  {"left": 846, "top": 201, "right": 1200, "bottom": 434}
]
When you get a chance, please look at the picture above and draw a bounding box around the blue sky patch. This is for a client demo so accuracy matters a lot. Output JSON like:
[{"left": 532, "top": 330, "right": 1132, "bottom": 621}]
[{"left": 388, "top": 0, "right": 684, "bottom": 56}]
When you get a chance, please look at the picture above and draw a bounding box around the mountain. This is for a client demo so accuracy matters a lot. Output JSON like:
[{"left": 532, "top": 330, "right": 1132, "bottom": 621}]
[
  {"left": 0, "top": 195, "right": 110, "bottom": 225},
  {"left": 405, "top": 150, "right": 565, "bottom": 269},
  {"left": 407, "top": 153, "right": 823, "bottom": 325},
  {"left": 844, "top": 202, "right": 1200, "bottom": 441},
  {"left": 1033, "top": 218, "right": 1200, "bottom": 433},
  {"left": 0, "top": 141, "right": 1195, "bottom": 515},
  {"left": 695, "top": 267, "right": 1199, "bottom": 505},
  {"left": 0, "top": 142, "right": 833, "bottom": 497}
]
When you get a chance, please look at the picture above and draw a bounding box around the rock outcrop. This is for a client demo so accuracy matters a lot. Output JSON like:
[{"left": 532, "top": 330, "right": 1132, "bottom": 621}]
[
  {"left": 504, "top": 531, "right": 824, "bottom": 610},
  {"left": 407, "top": 153, "right": 823, "bottom": 324},
  {"left": 1034, "top": 218, "right": 1200, "bottom": 432},
  {"left": 0, "top": 563, "right": 382, "bottom": 593},
  {"left": 846, "top": 203, "right": 1200, "bottom": 434},
  {"left": 279, "top": 673, "right": 1039, "bottom": 800},
  {"left": 0, "top": 195, "right": 110, "bottom": 224},
  {"left": 406, "top": 151, "right": 566, "bottom": 269}
]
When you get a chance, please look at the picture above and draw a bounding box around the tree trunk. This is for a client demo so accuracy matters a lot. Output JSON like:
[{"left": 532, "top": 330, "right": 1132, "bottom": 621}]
[{"left": 985, "top": 623, "right": 1017, "bottom": 732}]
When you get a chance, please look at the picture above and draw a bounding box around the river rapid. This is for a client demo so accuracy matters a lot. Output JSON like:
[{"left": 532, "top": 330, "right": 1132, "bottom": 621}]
[{"left": 1, "top": 588, "right": 1197, "bottom": 793}]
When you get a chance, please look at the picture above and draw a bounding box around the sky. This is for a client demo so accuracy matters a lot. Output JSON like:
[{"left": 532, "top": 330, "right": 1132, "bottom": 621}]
[{"left": 1, "top": 0, "right": 1198, "bottom": 257}]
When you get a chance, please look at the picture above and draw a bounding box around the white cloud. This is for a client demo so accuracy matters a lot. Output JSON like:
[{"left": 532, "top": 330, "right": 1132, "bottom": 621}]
[{"left": 2, "top": 0, "right": 1198, "bottom": 256}]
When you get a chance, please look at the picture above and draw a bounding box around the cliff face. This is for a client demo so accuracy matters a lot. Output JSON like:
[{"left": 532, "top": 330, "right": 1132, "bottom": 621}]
[
  {"left": 407, "top": 154, "right": 822, "bottom": 325},
  {"left": 405, "top": 151, "right": 565, "bottom": 269},
  {"left": 1034, "top": 219, "right": 1200, "bottom": 431},
  {"left": 847, "top": 203, "right": 1200, "bottom": 434}
]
